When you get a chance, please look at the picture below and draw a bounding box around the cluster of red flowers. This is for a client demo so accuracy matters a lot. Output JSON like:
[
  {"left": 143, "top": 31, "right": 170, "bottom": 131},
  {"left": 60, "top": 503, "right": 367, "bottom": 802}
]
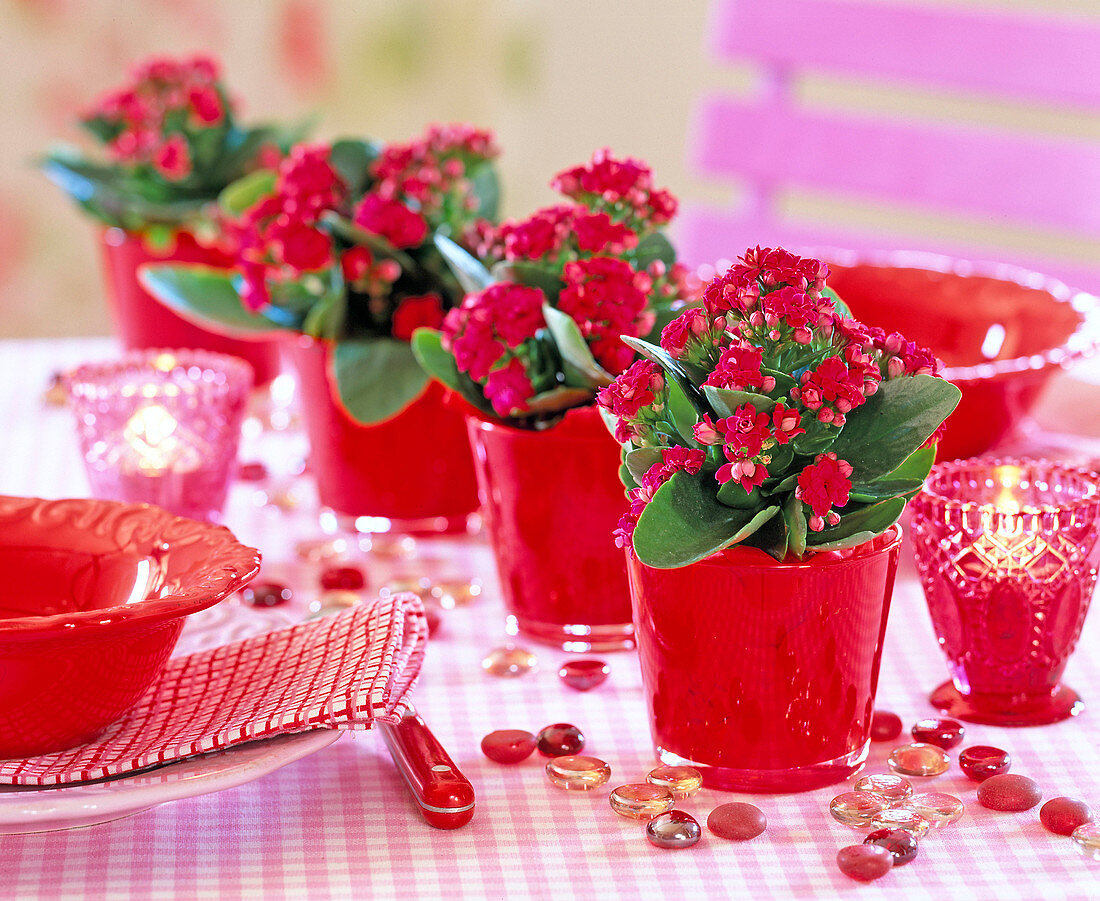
[
  {"left": 558, "top": 258, "right": 654, "bottom": 374},
  {"left": 795, "top": 453, "right": 854, "bottom": 531},
  {"left": 551, "top": 148, "right": 677, "bottom": 230},
  {"left": 693, "top": 402, "right": 805, "bottom": 493},
  {"left": 85, "top": 54, "right": 233, "bottom": 181},
  {"left": 595, "top": 359, "right": 665, "bottom": 443},
  {"left": 613, "top": 446, "right": 705, "bottom": 550}
]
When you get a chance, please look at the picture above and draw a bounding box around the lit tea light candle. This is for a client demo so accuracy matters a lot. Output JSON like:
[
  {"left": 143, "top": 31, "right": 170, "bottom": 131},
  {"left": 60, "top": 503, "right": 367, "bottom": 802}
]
[{"left": 122, "top": 404, "right": 205, "bottom": 475}]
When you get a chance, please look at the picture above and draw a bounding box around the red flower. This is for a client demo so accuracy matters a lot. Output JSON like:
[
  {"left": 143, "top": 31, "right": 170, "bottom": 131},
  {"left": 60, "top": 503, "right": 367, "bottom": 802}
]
[
  {"left": 484, "top": 358, "right": 536, "bottom": 417},
  {"left": 442, "top": 283, "right": 546, "bottom": 382},
  {"left": 795, "top": 452, "right": 854, "bottom": 529},
  {"left": 770, "top": 403, "right": 805, "bottom": 444},
  {"left": 187, "top": 84, "right": 224, "bottom": 125},
  {"left": 559, "top": 256, "right": 649, "bottom": 375},
  {"left": 341, "top": 246, "right": 373, "bottom": 283},
  {"left": 597, "top": 359, "right": 664, "bottom": 442},
  {"left": 152, "top": 135, "right": 191, "bottom": 180},
  {"left": 716, "top": 459, "right": 768, "bottom": 494},
  {"left": 270, "top": 219, "right": 331, "bottom": 272},
  {"left": 704, "top": 342, "right": 775, "bottom": 393},
  {"left": 354, "top": 195, "right": 429, "bottom": 249},
  {"left": 392, "top": 294, "right": 445, "bottom": 342},
  {"left": 573, "top": 211, "right": 636, "bottom": 254}
]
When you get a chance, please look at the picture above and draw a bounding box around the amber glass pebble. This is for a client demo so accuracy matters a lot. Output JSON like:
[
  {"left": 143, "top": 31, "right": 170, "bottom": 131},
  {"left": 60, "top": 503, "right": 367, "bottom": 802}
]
[
  {"left": 910, "top": 717, "right": 965, "bottom": 750},
  {"left": 647, "top": 766, "right": 703, "bottom": 798},
  {"left": 829, "top": 791, "right": 890, "bottom": 828},
  {"left": 837, "top": 844, "right": 894, "bottom": 882},
  {"left": 977, "top": 774, "right": 1042, "bottom": 812},
  {"left": 609, "top": 784, "right": 675, "bottom": 820},
  {"left": 646, "top": 810, "right": 701, "bottom": 849},
  {"left": 707, "top": 803, "right": 767, "bottom": 841},
  {"left": 320, "top": 566, "right": 366, "bottom": 591},
  {"left": 307, "top": 590, "right": 360, "bottom": 619},
  {"left": 431, "top": 579, "right": 482, "bottom": 609},
  {"left": 864, "top": 828, "right": 918, "bottom": 866},
  {"left": 1072, "top": 822, "right": 1100, "bottom": 860},
  {"left": 481, "top": 646, "right": 537, "bottom": 678},
  {"left": 909, "top": 792, "right": 965, "bottom": 828},
  {"left": 545, "top": 755, "right": 610, "bottom": 791},
  {"left": 888, "top": 743, "right": 950, "bottom": 777},
  {"left": 558, "top": 659, "right": 610, "bottom": 692},
  {"left": 536, "top": 723, "right": 585, "bottom": 757},
  {"left": 958, "top": 745, "right": 1011, "bottom": 782},
  {"left": 294, "top": 536, "right": 348, "bottom": 562},
  {"left": 854, "top": 774, "right": 913, "bottom": 806},
  {"left": 240, "top": 581, "right": 292, "bottom": 608},
  {"left": 480, "top": 729, "right": 536, "bottom": 764},
  {"left": 870, "top": 711, "right": 903, "bottom": 742},
  {"left": 1040, "top": 797, "right": 1094, "bottom": 836},
  {"left": 869, "top": 808, "right": 931, "bottom": 839}
]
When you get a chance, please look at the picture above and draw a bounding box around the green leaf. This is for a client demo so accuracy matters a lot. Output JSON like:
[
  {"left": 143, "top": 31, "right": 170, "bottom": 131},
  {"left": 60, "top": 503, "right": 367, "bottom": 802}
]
[
  {"left": 730, "top": 506, "right": 781, "bottom": 544},
  {"left": 410, "top": 328, "right": 463, "bottom": 393},
  {"left": 667, "top": 379, "right": 701, "bottom": 445},
  {"left": 468, "top": 160, "right": 501, "bottom": 221},
  {"left": 218, "top": 169, "right": 277, "bottom": 218},
  {"left": 491, "top": 261, "right": 563, "bottom": 304},
  {"left": 333, "top": 338, "right": 430, "bottom": 424},
  {"left": 884, "top": 445, "right": 936, "bottom": 482},
  {"left": 433, "top": 234, "right": 494, "bottom": 294},
  {"left": 625, "top": 446, "right": 663, "bottom": 485},
  {"left": 619, "top": 460, "right": 639, "bottom": 491},
  {"left": 716, "top": 479, "right": 765, "bottom": 509},
  {"left": 542, "top": 304, "right": 613, "bottom": 388},
  {"left": 821, "top": 285, "right": 852, "bottom": 319},
  {"left": 830, "top": 375, "right": 961, "bottom": 481},
  {"left": 783, "top": 492, "right": 808, "bottom": 558},
  {"left": 620, "top": 335, "right": 708, "bottom": 416},
  {"left": 329, "top": 138, "right": 382, "bottom": 198},
  {"left": 848, "top": 478, "right": 926, "bottom": 503},
  {"left": 805, "top": 497, "right": 905, "bottom": 550},
  {"left": 753, "top": 509, "right": 789, "bottom": 561},
  {"left": 790, "top": 427, "right": 839, "bottom": 457},
  {"left": 138, "top": 265, "right": 288, "bottom": 335},
  {"left": 703, "top": 385, "right": 777, "bottom": 417},
  {"left": 523, "top": 386, "right": 595, "bottom": 415},
  {"left": 630, "top": 231, "right": 676, "bottom": 270},
  {"left": 633, "top": 471, "right": 761, "bottom": 568}
]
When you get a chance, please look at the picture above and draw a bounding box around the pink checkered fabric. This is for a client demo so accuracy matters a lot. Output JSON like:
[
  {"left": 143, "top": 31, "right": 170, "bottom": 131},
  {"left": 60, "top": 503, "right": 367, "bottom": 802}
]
[{"left": 0, "top": 593, "right": 427, "bottom": 786}]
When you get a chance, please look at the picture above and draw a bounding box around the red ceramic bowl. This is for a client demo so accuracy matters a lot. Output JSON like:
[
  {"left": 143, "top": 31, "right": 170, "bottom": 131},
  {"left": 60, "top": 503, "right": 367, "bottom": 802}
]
[
  {"left": 0, "top": 496, "right": 260, "bottom": 760},
  {"left": 825, "top": 252, "right": 1100, "bottom": 460}
]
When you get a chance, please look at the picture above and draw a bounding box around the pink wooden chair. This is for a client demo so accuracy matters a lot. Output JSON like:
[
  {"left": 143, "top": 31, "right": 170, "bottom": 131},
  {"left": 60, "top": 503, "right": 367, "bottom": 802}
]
[{"left": 682, "top": 0, "right": 1100, "bottom": 294}]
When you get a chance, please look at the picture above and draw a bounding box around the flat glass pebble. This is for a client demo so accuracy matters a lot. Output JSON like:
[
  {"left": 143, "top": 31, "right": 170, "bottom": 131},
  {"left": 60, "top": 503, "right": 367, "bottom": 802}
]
[
  {"left": 430, "top": 579, "right": 482, "bottom": 609},
  {"left": 1040, "top": 797, "right": 1095, "bottom": 836},
  {"left": 380, "top": 577, "right": 431, "bottom": 600},
  {"left": 536, "top": 723, "right": 585, "bottom": 757},
  {"left": 558, "top": 659, "right": 610, "bottom": 692},
  {"left": 480, "top": 729, "right": 536, "bottom": 764},
  {"left": 864, "top": 828, "right": 918, "bottom": 866},
  {"left": 424, "top": 605, "right": 442, "bottom": 636},
  {"left": 294, "top": 537, "right": 348, "bottom": 563},
  {"left": 837, "top": 844, "right": 894, "bottom": 882},
  {"left": 1072, "top": 822, "right": 1100, "bottom": 860},
  {"left": 609, "top": 784, "right": 675, "bottom": 820},
  {"left": 307, "top": 590, "right": 360, "bottom": 619},
  {"left": 888, "top": 743, "right": 950, "bottom": 777},
  {"left": 320, "top": 566, "right": 366, "bottom": 591},
  {"left": 481, "top": 646, "right": 537, "bottom": 678},
  {"left": 909, "top": 792, "right": 965, "bottom": 828},
  {"left": 237, "top": 461, "right": 268, "bottom": 482},
  {"left": 707, "top": 803, "right": 767, "bottom": 841},
  {"left": 240, "top": 581, "right": 292, "bottom": 608},
  {"left": 977, "top": 773, "right": 1042, "bottom": 811},
  {"left": 854, "top": 774, "right": 913, "bottom": 806},
  {"left": 869, "top": 807, "right": 931, "bottom": 838},
  {"left": 910, "top": 717, "right": 965, "bottom": 750},
  {"left": 830, "top": 791, "right": 890, "bottom": 827},
  {"left": 545, "top": 755, "right": 610, "bottom": 790},
  {"left": 646, "top": 810, "right": 701, "bottom": 849},
  {"left": 958, "top": 745, "right": 1011, "bottom": 782},
  {"left": 265, "top": 485, "right": 303, "bottom": 511},
  {"left": 870, "top": 710, "right": 903, "bottom": 742},
  {"left": 647, "top": 765, "right": 703, "bottom": 798}
]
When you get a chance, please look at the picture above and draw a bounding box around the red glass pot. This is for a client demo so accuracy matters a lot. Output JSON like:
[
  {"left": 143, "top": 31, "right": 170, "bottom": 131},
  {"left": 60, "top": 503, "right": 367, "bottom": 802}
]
[
  {"left": 466, "top": 405, "right": 633, "bottom": 651},
  {"left": 285, "top": 336, "right": 479, "bottom": 534},
  {"left": 628, "top": 526, "right": 902, "bottom": 792},
  {"left": 100, "top": 227, "right": 281, "bottom": 386}
]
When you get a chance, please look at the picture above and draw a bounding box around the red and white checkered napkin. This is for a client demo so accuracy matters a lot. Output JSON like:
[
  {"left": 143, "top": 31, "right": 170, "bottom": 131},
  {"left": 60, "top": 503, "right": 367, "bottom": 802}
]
[{"left": 0, "top": 592, "right": 428, "bottom": 787}]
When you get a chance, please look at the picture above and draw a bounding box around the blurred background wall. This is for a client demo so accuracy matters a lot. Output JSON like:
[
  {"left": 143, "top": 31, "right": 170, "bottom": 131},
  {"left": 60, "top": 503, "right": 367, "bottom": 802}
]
[{"left": 1, "top": 0, "right": 1098, "bottom": 338}]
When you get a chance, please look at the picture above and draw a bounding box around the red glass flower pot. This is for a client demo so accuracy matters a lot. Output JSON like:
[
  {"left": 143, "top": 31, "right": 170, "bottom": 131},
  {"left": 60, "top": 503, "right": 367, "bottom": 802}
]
[
  {"left": 100, "top": 227, "right": 281, "bottom": 386},
  {"left": 910, "top": 459, "right": 1100, "bottom": 725},
  {"left": 466, "top": 406, "right": 633, "bottom": 652},
  {"left": 628, "top": 526, "right": 902, "bottom": 792},
  {"left": 285, "top": 336, "right": 479, "bottom": 534}
]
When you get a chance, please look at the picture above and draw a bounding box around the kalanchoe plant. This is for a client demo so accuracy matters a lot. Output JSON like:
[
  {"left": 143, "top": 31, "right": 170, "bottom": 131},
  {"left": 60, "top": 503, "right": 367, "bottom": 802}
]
[
  {"left": 411, "top": 149, "right": 700, "bottom": 427},
  {"left": 41, "top": 53, "right": 305, "bottom": 241},
  {"left": 598, "top": 246, "right": 963, "bottom": 569},
  {"left": 140, "top": 124, "right": 501, "bottom": 423}
]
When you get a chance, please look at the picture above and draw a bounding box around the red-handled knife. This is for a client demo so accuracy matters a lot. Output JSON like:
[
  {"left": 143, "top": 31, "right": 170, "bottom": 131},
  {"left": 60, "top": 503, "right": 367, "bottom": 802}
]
[{"left": 379, "top": 707, "right": 475, "bottom": 829}]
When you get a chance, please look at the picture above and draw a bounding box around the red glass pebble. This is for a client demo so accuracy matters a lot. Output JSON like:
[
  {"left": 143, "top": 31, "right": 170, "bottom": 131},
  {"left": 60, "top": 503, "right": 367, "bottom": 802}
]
[
  {"left": 977, "top": 774, "right": 1042, "bottom": 812},
  {"left": 959, "top": 745, "right": 1011, "bottom": 782},
  {"left": 707, "top": 803, "right": 767, "bottom": 841},
  {"left": 1040, "top": 797, "right": 1094, "bottom": 836},
  {"left": 424, "top": 605, "right": 442, "bottom": 636},
  {"left": 320, "top": 566, "right": 366, "bottom": 592},
  {"left": 864, "top": 828, "right": 918, "bottom": 866},
  {"left": 646, "top": 810, "right": 701, "bottom": 849},
  {"left": 558, "top": 659, "right": 610, "bottom": 692},
  {"left": 480, "top": 729, "right": 536, "bottom": 764},
  {"left": 837, "top": 844, "right": 894, "bottom": 882},
  {"left": 910, "top": 717, "right": 965, "bottom": 750},
  {"left": 871, "top": 711, "right": 903, "bottom": 742},
  {"left": 240, "top": 581, "right": 292, "bottom": 607},
  {"left": 237, "top": 461, "right": 268, "bottom": 482},
  {"left": 536, "top": 723, "right": 585, "bottom": 757}
]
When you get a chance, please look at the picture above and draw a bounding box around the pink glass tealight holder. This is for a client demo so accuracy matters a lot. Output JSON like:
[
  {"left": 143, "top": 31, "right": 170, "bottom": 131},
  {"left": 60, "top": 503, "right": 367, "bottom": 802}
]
[
  {"left": 67, "top": 350, "right": 253, "bottom": 522},
  {"left": 910, "top": 458, "right": 1100, "bottom": 726}
]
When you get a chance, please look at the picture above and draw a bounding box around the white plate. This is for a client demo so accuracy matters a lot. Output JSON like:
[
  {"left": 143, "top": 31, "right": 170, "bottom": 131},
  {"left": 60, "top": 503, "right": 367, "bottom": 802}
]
[{"left": 0, "top": 600, "right": 338, "bottom": 834}]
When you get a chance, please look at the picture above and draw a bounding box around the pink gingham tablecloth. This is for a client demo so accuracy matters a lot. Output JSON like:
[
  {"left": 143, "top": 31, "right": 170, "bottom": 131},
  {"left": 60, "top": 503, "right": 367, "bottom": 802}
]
[{"left": 2, "top": 337, "right": 1100, "bottom": 900}]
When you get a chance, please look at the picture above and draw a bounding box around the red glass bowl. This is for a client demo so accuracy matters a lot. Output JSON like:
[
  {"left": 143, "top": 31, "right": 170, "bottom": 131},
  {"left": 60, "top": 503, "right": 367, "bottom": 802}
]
[
  {"left": 0, "top": 496, "right": 261, "bottom": 759},
  {"left": 825, "top": 252, "right": 1100, "bottom": 460}
]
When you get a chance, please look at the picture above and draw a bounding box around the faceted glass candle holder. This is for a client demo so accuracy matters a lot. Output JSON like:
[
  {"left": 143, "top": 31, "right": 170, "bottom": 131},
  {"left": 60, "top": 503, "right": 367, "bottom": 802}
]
[
  {"left": 910, "top": 459, "right": 1100, "bottom": 725},
  {"left": 67, "top": 350, "right": 252, "bottom": 523}
]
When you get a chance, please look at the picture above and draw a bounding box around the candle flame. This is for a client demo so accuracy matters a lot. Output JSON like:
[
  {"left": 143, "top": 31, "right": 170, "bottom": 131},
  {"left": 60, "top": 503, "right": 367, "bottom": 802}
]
[{"left": 123, "top": 405, "right": 187, "bottom": 472}]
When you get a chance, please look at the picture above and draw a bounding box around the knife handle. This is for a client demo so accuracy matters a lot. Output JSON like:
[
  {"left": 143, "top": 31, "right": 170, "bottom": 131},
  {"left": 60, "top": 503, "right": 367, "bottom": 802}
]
[{"left": 380, "top": 710, "right": 475, "bottom": 829}]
